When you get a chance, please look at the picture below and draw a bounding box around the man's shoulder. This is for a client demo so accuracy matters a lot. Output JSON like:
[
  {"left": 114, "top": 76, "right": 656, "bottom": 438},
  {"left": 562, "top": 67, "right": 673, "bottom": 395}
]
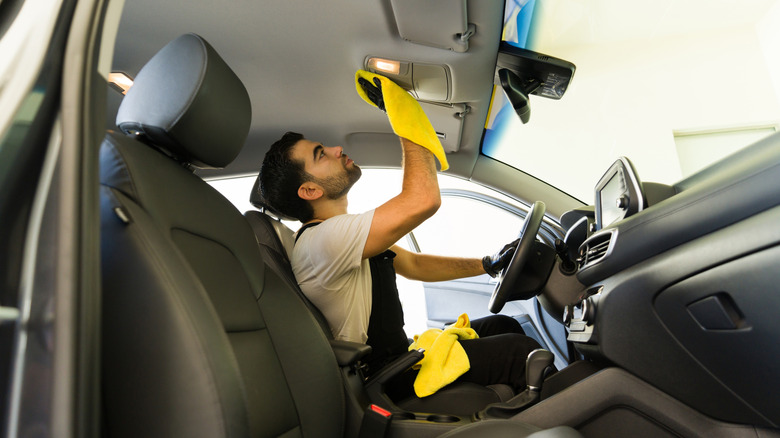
[
  {"left": 303, "top": 211, "right": 374, "bottom": 239},
  {"left": 292, "top": 210, "right": 375, "bottom": 273},
  {"left": 324, "top": 210, "right": 375, "bottom": 226}
]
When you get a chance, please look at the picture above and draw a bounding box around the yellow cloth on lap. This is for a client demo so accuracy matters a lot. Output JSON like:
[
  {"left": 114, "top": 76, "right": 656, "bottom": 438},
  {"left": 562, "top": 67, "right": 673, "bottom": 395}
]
[
  {"left": 355, "top": 70, "right": 449, "bottom": 171},
  {"left": 408, "top": 313, "right": 478, "bottom": 397}
]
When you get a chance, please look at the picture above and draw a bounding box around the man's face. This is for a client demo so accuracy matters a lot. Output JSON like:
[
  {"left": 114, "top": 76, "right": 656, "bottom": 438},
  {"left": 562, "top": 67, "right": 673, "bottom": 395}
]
[{"left": 291, "top": 139, "right": 362, "bottom": 199}]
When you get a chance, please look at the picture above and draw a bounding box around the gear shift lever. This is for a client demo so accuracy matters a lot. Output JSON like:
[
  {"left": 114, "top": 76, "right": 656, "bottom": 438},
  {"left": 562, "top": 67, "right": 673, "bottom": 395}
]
[
  {"left": 475, "top": 348, "right": 555, "bottom": 420},
  {"left": 526, "top": 348, "right": 555, "bottom": 392}
]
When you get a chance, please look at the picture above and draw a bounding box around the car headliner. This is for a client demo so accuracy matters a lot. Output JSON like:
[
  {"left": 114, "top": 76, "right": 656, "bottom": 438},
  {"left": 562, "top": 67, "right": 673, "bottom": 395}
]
[{"left": 109, "top": 1, "right": 505, "bottom": 183}]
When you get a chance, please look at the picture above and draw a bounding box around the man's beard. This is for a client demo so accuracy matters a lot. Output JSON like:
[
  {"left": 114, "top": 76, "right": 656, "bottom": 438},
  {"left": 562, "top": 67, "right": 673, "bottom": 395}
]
[{"left": 311, "top": 165, "right": 362, "bottom": 200}]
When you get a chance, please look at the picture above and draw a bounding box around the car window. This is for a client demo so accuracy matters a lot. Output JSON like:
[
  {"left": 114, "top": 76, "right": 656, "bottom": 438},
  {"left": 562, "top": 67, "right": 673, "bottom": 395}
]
[
  {"left": 207, "top": 169, "right": 529, "bottom": 232},
  {"left": 208, "top": 176, "right": 301, "bottom": 231},
  {"left": 412, "top": 196, "right": 523, "bottom": 258}
]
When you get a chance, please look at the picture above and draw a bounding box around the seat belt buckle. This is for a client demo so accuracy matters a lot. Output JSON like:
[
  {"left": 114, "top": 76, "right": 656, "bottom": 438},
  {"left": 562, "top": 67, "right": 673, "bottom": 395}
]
[{"left": 359, "top": 404, "right": 393, "bottom": 438}]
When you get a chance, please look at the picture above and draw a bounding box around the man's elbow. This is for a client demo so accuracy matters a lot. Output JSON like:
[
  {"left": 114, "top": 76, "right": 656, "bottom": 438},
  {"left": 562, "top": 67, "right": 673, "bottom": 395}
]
[
  {"left": 402, "top": 195, "right": 439, "bottom": 227},
  {"left": 418, "top": 193, "right": 441, "bottom": 219}
]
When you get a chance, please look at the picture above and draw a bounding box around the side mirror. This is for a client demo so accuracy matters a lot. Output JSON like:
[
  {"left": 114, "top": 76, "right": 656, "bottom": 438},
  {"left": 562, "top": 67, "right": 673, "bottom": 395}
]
[{"left": 495, "top": 43, "right": 576, "bottom": 124}]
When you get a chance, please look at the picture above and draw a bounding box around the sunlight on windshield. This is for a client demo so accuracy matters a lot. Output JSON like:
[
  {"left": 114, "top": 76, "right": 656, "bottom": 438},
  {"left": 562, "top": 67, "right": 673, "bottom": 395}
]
[{"left": 484, "top": 0, "right": 780, "bottom": 203}]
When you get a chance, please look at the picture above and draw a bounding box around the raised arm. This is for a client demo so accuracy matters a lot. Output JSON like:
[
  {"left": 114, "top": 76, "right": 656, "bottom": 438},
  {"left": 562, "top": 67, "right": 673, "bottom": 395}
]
[
  {"left": 355, "top": 71, "right": 448, "bottom": 259},
  {"left": 362, "top": 139, "right": 441, "bottom": 258}
]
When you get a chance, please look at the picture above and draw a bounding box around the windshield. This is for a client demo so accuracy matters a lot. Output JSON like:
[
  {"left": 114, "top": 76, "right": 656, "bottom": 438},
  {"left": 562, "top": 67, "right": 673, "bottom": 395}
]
[{"left": 483, "top": 0, "right": 780, "bottom": 203}]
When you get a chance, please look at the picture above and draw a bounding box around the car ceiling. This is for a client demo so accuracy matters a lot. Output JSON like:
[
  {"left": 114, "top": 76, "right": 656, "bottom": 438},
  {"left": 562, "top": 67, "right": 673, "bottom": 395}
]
[{"left": 110, "top": 0, "right": 506, "bottom": 181}]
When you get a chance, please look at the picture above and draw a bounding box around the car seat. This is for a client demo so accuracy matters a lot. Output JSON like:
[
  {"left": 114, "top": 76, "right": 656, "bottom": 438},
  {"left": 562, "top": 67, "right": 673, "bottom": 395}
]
[{"left": 99, "top": 32, "right": 581, "bottom": 438}]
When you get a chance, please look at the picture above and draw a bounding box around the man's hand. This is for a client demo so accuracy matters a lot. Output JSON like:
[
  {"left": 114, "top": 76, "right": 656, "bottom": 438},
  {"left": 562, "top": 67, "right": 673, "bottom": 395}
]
[
  {"left": 358, "top": 77, "right": 385, "bottom": 112},
  {"left": 354, "top": 69, "right": 449, "bottom": 171},
  {"left": 482, "top": 238, "right": 520, "bottom": 277}
]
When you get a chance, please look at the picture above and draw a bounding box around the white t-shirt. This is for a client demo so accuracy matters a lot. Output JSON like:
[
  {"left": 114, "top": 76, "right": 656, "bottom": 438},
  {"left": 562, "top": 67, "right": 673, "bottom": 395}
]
[{"left": 291, "top": 210, "right": 375, "bottom": 343}]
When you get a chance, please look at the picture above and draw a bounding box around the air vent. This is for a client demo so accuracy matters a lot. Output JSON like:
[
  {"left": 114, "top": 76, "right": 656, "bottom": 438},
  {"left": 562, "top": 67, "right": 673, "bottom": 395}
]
[{"left": 578, "top": 230, "right": 617, "bottom": 269}]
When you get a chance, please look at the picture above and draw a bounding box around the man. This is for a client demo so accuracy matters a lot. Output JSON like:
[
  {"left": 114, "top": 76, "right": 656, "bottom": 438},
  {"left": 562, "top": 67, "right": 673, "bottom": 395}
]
[{"left": 258, "top": 72, "right": 542, "bottom": 396}]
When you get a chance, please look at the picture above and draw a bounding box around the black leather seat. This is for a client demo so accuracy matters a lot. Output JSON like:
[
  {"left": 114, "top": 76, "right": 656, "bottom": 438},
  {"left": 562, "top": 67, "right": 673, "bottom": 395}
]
[{"left": 99, "top": 32, "right": 582, "bottom": 438}]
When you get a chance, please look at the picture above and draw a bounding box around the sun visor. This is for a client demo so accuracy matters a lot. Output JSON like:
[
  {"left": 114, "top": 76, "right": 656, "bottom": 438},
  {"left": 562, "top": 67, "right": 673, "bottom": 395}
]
[
  {"left": 421, "top": 101, "right": 467, "bottom": 154},
  {"left": 346, "top": 101, "right": 467, "bottom": 167},
  {"left": 390, "top": 0, "right": 475, "bottom": 52}
]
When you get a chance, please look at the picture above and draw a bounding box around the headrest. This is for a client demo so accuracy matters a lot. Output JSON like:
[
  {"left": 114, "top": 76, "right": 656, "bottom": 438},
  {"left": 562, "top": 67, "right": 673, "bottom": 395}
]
[
  {"left": 249, "top": 174, "right": 297, "bottom": 221},
  {"left": 116, "top": 33, "right": 251, "bottom": 168}
]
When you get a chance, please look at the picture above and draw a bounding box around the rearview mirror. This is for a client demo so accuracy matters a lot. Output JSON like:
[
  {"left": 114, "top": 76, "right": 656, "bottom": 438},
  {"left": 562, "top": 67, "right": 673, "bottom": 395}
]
[
  {"left": 498, "top": 68, "right": 534, "bottom": 124},
  {"left": 495, "top": 43, "right": 576, "bottom": 124}
]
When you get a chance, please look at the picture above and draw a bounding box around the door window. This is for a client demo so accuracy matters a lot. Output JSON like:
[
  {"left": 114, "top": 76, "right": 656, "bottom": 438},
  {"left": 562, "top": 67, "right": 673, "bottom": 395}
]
[{"left": 412, "top": 195, "right": 524, "bottom": 258}]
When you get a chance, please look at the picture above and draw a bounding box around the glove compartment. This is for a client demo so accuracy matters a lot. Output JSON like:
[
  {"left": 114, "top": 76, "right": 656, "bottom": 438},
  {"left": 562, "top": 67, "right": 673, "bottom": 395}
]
[{"left": 654, "top": 244, "right": 780, "bottom": 427}]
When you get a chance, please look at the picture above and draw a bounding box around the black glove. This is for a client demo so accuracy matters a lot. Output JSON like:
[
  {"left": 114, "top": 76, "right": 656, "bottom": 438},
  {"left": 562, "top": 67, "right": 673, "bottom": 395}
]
[
  {"left": 358, "top": 77, "right": 386, "bottom": 112},
  {"left": 482, "top": 238, "right": 520, "bottom": 278}
]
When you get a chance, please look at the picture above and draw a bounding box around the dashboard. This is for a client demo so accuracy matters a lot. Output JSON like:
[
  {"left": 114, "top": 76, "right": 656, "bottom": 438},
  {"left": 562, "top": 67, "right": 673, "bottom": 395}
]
[{"left": 556, "top": 134, "right": 780, "bottom": 428}]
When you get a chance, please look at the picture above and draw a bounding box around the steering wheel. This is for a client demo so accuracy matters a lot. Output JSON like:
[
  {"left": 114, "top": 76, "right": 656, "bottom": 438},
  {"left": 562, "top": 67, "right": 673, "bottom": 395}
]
[{"left": 489, "top": 201, "right": 546, "bottom": 314}]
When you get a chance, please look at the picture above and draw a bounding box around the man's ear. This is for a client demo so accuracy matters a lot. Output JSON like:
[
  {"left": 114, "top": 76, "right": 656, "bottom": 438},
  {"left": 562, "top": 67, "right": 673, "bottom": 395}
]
[{"left": 298, "top": 182, "right": 323, "bottom": 201}]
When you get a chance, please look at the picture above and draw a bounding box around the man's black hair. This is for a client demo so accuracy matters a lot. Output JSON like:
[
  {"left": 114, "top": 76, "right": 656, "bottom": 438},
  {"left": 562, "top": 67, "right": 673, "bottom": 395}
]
[{"left": 258, "top": 131, "right": 314, "bottom": 222}]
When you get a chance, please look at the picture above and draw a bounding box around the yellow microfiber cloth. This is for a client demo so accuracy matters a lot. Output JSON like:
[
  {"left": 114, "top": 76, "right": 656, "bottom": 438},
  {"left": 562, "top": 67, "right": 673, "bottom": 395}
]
[
  {"left": 408, "top": 313, "right": 478, "bottom": 397},
  {"left": 355, "top": 69, "right": 449, "bottom": 171}
]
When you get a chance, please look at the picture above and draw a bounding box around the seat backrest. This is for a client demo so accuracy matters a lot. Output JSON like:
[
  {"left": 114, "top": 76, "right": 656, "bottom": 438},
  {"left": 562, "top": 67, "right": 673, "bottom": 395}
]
[
  {"left": 248, "top": 176, "right": 296, "bottom": 260},
  {"left": 244, "top": 208, "right": 333, "bottom": 337},
  {"left": 100, "top": 33, "right": 345, "bottom": 438}
]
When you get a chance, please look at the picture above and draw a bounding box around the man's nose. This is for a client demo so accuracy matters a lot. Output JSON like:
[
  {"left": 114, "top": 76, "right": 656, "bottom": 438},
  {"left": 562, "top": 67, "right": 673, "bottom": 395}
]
[{"left": 332, "top": 146, "right": 343, "bottom": 157}]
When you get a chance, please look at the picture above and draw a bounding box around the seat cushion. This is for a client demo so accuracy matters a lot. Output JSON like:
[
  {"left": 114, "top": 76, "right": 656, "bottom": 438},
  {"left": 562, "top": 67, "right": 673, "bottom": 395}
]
[{"left": 397, "top": 382, "right": 513, "bottom": 416}]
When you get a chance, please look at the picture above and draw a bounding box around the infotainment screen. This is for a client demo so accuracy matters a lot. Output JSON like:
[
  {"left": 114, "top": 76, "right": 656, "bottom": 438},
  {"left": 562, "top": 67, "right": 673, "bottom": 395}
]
[
  {"left": 599, "top": 172, "right": 625, "bottom": 228},
  {"left": 594, "top": 157, "right": 644, "bottom": 230}
]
